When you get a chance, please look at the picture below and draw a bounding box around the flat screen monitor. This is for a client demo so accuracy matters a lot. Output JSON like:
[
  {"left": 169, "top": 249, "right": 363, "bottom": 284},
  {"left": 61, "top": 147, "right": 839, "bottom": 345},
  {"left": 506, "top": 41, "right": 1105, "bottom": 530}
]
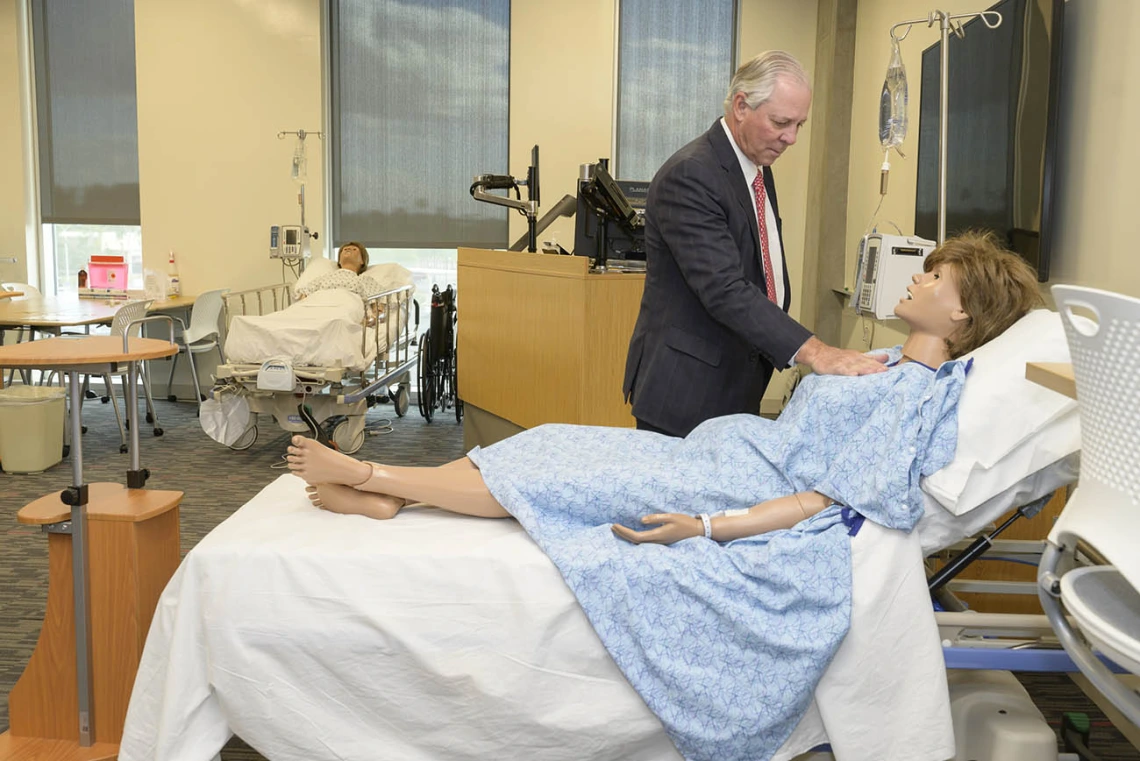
[{"left": 914, "top": 0, "right": 1064, "bottom": 281}]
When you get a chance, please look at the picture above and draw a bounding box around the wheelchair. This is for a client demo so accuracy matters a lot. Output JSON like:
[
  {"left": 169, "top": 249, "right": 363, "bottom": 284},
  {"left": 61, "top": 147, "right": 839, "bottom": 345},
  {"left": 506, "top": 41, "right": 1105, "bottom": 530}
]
[{"left": 417, "top": 284, "right": 462, "bottom": 423}]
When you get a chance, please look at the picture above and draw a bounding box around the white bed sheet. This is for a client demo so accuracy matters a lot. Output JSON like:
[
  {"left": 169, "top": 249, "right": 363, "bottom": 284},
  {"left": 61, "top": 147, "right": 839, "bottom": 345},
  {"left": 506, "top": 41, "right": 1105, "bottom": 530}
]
[
  {"left": 120, "top": 475, "right": 953, "bottom": 761},
  {"left": 224, "top": 290, "right": 389, "bottom": 372}
]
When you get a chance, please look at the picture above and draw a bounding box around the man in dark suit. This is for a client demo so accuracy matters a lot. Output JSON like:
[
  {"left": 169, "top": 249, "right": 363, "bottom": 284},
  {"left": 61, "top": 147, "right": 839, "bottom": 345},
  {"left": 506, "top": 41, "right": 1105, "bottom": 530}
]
[{"left": 623, "top": 51, "right": 887, "bottom": 438}]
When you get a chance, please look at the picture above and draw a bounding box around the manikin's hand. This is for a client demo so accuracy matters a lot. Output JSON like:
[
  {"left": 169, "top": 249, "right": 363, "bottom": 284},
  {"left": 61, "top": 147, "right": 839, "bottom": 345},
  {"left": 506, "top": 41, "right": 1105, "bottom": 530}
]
[
  {"left": 795, "top": 336, "right": 889, "bottom": 376},
  {"left": 612, "top": 513, "right": 702, "bottom": 545}
]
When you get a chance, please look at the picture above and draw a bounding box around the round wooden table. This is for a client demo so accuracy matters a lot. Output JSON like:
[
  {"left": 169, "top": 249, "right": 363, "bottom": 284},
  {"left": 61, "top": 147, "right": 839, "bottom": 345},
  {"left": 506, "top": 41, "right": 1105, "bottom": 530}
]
[{"left": 0, "top": 336, "right": 179, "bottom": 756}]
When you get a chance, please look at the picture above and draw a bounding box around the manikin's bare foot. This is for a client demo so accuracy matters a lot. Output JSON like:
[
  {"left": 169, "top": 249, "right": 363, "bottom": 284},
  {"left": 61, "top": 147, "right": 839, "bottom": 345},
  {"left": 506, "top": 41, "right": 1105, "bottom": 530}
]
[
  {"left": 306, "top": 484, "right": 406, "bottom": 520},
  {"left": 286, "top": 435, "right": 373, "bottom": 486}
]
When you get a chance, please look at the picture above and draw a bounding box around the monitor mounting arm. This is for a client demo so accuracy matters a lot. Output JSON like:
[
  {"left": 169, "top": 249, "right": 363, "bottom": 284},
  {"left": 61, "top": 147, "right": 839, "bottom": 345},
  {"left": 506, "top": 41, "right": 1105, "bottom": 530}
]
[{"left": 470, "top": 145, "right": 541, "bottom": 252}]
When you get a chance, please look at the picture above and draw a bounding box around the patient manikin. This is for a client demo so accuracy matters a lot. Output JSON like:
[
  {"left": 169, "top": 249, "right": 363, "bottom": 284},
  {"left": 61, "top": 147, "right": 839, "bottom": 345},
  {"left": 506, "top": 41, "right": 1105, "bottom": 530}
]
[
  {"left": 286, "top": 232, "right": 1043, "bottom": 761},
  {"left": 294, "top": 241, "right": 385, "bottom": 299}
]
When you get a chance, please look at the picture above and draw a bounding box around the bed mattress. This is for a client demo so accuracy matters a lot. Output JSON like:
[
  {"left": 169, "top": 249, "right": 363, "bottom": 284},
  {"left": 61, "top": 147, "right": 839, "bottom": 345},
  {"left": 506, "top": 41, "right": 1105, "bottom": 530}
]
[
  {"left": 224, "top": 289, "right": 389, "bottom": 372},
  {"left": 119, "top": 475, "right": 953, "bottom": 761}
]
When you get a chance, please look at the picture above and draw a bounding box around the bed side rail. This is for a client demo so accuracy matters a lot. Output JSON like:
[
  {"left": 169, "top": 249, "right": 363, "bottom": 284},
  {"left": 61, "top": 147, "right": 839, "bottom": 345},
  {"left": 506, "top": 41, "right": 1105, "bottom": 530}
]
[
  {"left": 344, "top": 284, "right": 417, "bottom": 403},
  {"left": 223, "top": 283, "right": 294, "bottom": 326}
]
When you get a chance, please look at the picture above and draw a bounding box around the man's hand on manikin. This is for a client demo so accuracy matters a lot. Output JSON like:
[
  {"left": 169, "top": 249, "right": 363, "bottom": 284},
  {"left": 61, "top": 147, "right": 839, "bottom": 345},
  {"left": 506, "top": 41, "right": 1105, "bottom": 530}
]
[{"left": 794, "top": 336, "right": 889, "bottom": 376}]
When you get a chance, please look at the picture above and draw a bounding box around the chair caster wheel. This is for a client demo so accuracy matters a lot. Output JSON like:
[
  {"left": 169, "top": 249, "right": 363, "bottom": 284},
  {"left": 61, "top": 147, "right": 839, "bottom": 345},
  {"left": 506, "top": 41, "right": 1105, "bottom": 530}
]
[
  {"left": 167, "top": 395, "right": 177, "bottom": 403},
  {"left": 146, "top": 413, "right": 155, "bottom": 423},
  {"left": 84, "top": 390, "right": 97, "bottom": 399},
  {"left": 119, "top": 444, "right": 128, "bottom": 454},
  {"left": 81, "top": 425, "right": 88, "bottom": 434},
  {"left": 100, "top": 396, "right": 110, "bottom": 404},
  {"left": 63, "top": 445, "right": 70, "bottom": 457},
  {"left": 154, "top": 428, "right": 164, "bottom": 437}
]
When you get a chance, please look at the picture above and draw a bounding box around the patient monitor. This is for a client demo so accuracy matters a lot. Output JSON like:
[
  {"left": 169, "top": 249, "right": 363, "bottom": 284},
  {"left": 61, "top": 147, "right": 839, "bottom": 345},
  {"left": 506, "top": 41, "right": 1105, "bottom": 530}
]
[{"left": 853, "top": 232, "right": 936, "bottom": 320}]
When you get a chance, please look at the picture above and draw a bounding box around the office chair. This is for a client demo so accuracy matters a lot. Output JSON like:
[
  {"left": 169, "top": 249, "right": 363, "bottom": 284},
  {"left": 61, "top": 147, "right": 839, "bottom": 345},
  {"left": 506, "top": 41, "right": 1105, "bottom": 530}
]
[
  {"left": 1039, "top": 285, "right": 1140, "bottom": 728},
  {"left": 72, "top": 299, "right": 163, "bottom": 452},
  {"left": 166, "top": 288, "right": 228, "bottom": 410}
]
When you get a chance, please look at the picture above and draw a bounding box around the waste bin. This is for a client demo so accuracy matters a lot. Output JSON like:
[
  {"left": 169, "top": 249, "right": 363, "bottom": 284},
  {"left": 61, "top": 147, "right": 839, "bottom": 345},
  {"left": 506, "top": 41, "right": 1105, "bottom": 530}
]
[{"left": 0, "top": 385, "right": 66, "bottom": 473}]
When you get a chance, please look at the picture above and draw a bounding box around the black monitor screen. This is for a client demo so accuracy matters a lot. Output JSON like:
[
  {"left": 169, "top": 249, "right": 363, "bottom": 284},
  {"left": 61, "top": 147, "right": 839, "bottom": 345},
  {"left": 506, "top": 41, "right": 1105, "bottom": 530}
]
[{"left": 914, "top": 0, "right": 1063, "bottom": 281}]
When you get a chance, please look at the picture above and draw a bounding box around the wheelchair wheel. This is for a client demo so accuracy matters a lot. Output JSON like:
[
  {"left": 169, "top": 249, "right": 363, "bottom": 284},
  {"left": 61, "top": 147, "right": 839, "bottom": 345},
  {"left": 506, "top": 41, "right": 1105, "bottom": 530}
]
[
  {"left": 452, "top": 343, "right": 463, "bottom": 424},
  {"left": 417, "top": 331, "right": 435, "bottom": 422}
]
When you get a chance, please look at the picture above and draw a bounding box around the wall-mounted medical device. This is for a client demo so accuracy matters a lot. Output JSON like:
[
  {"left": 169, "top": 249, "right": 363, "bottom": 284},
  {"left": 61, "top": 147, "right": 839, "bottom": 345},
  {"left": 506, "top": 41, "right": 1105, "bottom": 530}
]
[
  {"left": 853, "top": 232, "right": 936, "bottom": 320},
  {"left": 269, "top": 224, "right": 308, "bottom": 259}
]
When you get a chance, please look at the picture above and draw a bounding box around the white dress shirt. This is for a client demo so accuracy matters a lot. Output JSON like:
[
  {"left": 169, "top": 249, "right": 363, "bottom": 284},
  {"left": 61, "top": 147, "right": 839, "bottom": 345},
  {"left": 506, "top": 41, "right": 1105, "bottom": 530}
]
[{"left": 719, "top": 117, "right": 786, "bottom": 309}]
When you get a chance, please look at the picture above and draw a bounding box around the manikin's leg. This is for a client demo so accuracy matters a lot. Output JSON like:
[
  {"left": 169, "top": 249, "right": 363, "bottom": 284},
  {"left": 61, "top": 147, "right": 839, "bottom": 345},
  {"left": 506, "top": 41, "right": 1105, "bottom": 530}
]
[
  {"left": 306, "top": 483, "right": 405, "bottom": 520},
  {"left": 287, "top": 436, "right": 508, "bottom": 519}
]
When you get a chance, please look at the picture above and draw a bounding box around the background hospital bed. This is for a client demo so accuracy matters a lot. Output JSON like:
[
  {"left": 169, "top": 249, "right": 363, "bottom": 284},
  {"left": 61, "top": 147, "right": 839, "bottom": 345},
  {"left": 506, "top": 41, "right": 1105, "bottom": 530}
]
[{"left": 212, "top": 282, "right": 417, "bottom": 453}]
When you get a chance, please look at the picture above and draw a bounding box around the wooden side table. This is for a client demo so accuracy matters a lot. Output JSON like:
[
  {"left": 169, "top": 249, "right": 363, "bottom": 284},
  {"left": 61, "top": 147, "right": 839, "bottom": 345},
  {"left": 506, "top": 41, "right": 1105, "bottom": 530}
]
[
  {"left": 0, "top": 337, "right": 181, "bottom": 760},
  {"left": 1026, "top": 361, "right": 1076, "bottom": 400}
]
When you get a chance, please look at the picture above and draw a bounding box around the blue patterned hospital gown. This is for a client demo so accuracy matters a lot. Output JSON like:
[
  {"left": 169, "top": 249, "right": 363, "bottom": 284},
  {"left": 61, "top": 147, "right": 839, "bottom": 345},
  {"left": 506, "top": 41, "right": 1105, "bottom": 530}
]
[{"left": 467, "top": 347, "right": 968, "bottom": 761}]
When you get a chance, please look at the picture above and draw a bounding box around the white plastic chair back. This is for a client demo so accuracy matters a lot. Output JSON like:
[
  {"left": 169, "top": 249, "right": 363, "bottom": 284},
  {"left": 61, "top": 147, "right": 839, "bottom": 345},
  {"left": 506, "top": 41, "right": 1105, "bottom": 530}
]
[
  {"left": 1050, "top": 285, "right": 1140, "bottom": 589},
  {"left": 2, "top": 282, "right": 41, "bottom": 299},
  {"left": 110, "top": 299, "right": 153, "bottom": 338},
  {"left": 184, "top": 289, "right": 228, "bottom": 345}
]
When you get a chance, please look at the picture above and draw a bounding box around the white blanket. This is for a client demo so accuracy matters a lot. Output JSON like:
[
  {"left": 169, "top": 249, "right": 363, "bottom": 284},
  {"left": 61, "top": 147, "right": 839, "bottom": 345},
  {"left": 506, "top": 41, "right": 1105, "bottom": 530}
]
[
  {"left": 224, "top": 290, "right": 387, "bottom": 372},
  {"left": 120, "top": 475, "right": 953, "bottom": 761}
]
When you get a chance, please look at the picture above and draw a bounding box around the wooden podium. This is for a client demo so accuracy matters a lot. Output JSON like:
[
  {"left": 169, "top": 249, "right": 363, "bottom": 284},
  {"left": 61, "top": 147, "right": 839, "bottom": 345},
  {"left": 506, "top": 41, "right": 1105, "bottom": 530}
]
[
  {"left": 0, "top": 337, "right": 182, "bottom": 759},
  {"left": 457, "top": 248, "right": 645, "bottom": 433}
]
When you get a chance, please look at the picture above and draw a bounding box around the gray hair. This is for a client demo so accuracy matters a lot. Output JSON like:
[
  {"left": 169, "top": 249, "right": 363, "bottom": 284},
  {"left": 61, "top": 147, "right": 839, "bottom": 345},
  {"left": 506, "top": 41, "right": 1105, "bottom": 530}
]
[{"left": 723, "top": 50, "right": 811, "bottom": 117}]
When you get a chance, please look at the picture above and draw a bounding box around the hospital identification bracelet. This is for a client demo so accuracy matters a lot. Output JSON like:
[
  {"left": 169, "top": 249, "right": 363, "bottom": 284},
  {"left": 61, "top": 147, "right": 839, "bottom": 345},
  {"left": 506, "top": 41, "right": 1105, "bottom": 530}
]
[{"left": 698, "top": 513, "right": 713, "bottom": 539}]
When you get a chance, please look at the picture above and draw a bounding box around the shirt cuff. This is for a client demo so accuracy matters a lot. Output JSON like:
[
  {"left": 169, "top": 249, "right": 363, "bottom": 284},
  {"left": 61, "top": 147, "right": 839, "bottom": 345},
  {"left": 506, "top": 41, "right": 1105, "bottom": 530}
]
[{"left": 789, "top": 337, "right": 813, "bottom": 368}]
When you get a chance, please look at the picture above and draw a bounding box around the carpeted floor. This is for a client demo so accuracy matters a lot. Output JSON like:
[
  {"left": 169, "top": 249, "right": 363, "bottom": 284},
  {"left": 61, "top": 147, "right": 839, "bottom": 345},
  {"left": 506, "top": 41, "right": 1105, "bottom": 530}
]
[{"left": 0, "top": 392, "right": 1136, "bottom": 759}]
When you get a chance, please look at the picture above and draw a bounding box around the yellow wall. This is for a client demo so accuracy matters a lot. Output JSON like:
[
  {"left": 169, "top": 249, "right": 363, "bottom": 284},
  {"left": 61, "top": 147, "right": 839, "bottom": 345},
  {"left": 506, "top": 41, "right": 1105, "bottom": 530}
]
[
  {"left": 134, "top": 0, "right": 324, "bottom": 296},
  {"left": 508, "top": 0, "right": 615, "bottom": 252},
  {"left": 5, "top": 1, "right": 1140, "bottom": 302},
  {"left": 1049, "top": 0, "right": 1140, "bottom": 294},
  {"left": 0, "top": 0, "right": 26, "bottom": 287}
]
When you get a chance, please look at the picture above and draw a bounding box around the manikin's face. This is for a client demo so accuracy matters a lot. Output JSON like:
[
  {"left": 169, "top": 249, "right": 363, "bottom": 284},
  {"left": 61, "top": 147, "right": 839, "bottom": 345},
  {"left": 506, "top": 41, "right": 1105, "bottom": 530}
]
[
  {"left": 729, "top": 77, "right": 811, "bottom": 167},
  {"left": 895, "top": 263, "right": 969, "bottom": 335},
  {"left": 339, "top": 245, "right": 364, "bottom": 273}
]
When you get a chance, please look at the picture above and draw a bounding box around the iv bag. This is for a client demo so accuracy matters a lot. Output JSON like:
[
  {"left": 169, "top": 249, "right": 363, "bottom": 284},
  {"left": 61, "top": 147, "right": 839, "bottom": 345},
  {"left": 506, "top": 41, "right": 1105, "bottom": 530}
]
[
  {"left": 291, "top": 136, "right": 308, "bottom": 184},
  {"left": 878, "top": 38, "right": 908, "bottom": 151}
]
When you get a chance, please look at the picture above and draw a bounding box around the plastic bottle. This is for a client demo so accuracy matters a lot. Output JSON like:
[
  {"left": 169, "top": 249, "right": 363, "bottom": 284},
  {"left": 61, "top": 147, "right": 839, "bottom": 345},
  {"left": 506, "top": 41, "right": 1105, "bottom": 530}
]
[
  {"left": 167, "top": 250, "right": 181, "bottom": 298},
  {"left": 878, "top": 38, "right": 908, "bottom": 152}
]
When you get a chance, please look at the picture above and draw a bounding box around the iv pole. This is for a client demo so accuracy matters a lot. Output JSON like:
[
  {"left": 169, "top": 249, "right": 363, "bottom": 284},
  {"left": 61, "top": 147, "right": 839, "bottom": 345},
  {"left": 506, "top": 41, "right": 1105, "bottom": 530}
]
[
  {"left": 277, "top": 129, "right": 324, "bottom": 262},
  {"left": 890, "top": 10, "right": 1002, "bottom": 244}
]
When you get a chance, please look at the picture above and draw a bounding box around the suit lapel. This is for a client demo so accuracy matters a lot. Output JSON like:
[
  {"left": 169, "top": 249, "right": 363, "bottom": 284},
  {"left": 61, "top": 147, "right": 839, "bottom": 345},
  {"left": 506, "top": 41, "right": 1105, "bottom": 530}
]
[{"left": 706, "top": 121, "right": 761, "bottom": 256}]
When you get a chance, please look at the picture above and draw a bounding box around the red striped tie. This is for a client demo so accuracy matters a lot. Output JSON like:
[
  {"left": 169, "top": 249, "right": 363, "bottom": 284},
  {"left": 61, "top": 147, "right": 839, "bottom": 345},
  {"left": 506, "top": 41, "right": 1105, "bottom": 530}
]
[{"left": 752, "top": 171, "right": 778, "bottom": 305}]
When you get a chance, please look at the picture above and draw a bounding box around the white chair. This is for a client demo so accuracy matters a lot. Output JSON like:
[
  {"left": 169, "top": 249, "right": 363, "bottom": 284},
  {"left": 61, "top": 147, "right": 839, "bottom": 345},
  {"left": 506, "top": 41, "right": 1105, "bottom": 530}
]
[
  {"left": 2, "top": 282, "right": 44, "bottom": 386},
  {"left": 1038, "top": 285, "right": 1140, "bottom": 727},
  {"left": 166, "top": 288, "right": 228, "bottom": 409},
  {"left": 75, "top": 299, "right": 163, "bottom": 452}
]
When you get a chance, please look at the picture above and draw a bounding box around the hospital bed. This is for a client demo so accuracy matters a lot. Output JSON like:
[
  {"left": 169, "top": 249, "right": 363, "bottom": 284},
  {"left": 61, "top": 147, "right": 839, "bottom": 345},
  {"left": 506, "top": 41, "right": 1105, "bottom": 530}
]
[
  {"left": 119, "top": 309, "right": 1091, "bottom": 761},
  {"left": 208, "top": 268, "right": 416, "bottom": 454}
]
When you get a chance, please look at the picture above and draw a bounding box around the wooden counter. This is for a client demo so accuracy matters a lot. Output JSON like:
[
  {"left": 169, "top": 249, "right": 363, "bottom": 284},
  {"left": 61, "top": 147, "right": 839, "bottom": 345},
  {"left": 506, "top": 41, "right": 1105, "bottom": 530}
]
[{"left": 457, "top": 248, "right": 645, "bottom": 431}]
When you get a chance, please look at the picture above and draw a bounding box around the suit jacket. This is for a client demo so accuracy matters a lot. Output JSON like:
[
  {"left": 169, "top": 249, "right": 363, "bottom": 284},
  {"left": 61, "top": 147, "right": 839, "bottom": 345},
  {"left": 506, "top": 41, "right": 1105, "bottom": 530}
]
[{"left": 622, "top": 120, "right": 813, "bottom": 437}]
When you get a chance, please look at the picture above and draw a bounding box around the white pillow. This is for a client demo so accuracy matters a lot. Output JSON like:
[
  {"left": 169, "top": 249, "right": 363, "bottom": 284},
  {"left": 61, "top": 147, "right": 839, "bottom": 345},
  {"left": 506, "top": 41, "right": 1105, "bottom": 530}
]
[
  {"left": 363, "top": 262, "right": 415, "bottom": 294},
  {"left": 921, "top": 309, "right": 1080, "bottom": 516},
  {"left": 292, "top": 257, "right": 338, "bottom": 298}
]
